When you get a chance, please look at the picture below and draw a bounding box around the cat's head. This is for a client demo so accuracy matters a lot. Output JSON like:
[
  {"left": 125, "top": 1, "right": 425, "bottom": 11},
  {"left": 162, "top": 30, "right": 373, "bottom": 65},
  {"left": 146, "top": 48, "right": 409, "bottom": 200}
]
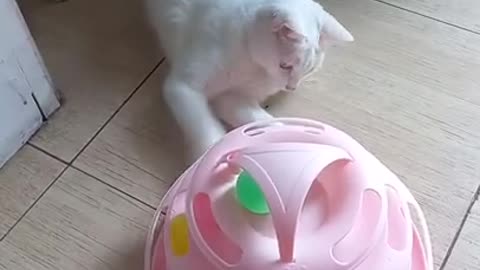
[{"left": 247, "top": 0, "right": 353, "bottom": 91}]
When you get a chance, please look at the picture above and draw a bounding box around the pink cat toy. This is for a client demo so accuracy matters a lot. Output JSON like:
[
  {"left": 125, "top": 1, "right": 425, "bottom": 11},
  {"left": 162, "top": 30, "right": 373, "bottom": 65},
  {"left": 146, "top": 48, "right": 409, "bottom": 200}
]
[{"left": 145, "top": 118, "right": 434, "bottom": 270}]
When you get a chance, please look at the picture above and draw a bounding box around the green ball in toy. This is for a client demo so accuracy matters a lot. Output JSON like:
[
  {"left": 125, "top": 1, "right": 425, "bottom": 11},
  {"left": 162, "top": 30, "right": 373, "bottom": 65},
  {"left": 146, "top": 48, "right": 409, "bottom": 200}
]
[{"left": 235, "top": 170, "right": 270, "bottom": 215}]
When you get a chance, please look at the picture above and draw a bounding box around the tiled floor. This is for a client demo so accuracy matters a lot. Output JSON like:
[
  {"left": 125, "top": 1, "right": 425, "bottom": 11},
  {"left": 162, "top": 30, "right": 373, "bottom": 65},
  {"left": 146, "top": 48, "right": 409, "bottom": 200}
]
[{"left": 1, "top": 0, "right": 479, "bottom": 269}]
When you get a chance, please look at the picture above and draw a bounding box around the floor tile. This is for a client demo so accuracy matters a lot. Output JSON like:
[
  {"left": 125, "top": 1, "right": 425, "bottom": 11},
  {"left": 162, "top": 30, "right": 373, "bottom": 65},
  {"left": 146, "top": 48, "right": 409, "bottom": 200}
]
[
  {"left": 18, "top": 0, "right": 161, "bottom": 161},
  {"left": 444, "top": 198, "right": 480, "bottom": 270},
  {"left": 0, "top": 145, "right": 65, "bottom": 239},
  {"left": 74, "top": 64, "right": 181, "bottom": 207},
  {"left": 0, "top": 167, "right": 154, "bottom": 270},
  {"left": 267, "top": 0, "right": 480, "bottom": 266},
  {"left": 381, "top": 0, "right": 480, "bottom": 33},
  {"left": 66, "top": 0, "right": 480, "bottom": 266}
]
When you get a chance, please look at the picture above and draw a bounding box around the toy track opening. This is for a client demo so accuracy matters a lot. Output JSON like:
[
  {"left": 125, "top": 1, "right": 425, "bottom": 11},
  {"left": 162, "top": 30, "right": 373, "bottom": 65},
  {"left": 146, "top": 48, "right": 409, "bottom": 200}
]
[
  {"left": 243, "top": 119, "right": 325, "bottom": 137},
  {"left": 386, "top": 187, "right": 408, "bottom": 251},
  {"left": 193, "top": 192, "right": 243, "bottom": 265},
  {"left": 332, "top": 189, "right": 382, "bottom": 264}
]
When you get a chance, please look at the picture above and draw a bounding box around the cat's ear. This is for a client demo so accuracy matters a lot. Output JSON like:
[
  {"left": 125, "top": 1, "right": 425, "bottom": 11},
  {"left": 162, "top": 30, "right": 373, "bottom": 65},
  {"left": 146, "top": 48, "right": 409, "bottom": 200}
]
[
  {"left": 274, "top": 23, "right": 304, "bottom": 43},
  {"left": 271, "top": 11, "right": 305, "bottom": 43},
  {"left": 321, "top": 13, "right": 354, "bottom": 45}
]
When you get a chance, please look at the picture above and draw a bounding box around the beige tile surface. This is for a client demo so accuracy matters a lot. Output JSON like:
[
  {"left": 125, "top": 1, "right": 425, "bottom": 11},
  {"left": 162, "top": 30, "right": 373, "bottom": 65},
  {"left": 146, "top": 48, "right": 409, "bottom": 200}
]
[
  {"left": 18, "top": 0, "right": 161, "bottom": 162},
  {"left": 444, "top": 199, "right": 480, "bottom": 270},
  {"left": 72, "top": 0, "right": 480, "bottom": 267},
  {"left": 0, "top": 167, "right": 153, "bottom": 270},
  {"left": 3, "top": 0, "right": 479, "bottom": 269},
  {"left": 74, "top": 64, "right": 182, "bottom": 207},
  {"left": 382, "top": 0, "right": 480, "bottom": 33},
  {"left": 0, "top": 145, "right": 65, "bottom": 239}
]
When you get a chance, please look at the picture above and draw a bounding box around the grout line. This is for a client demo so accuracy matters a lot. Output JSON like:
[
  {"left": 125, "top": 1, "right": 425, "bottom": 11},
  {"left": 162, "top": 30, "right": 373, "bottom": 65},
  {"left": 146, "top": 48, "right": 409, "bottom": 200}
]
[
  {"left": 439, "top": 184, "right": 480, "bottom": 269},
  {"left": 372, "top": 0, "right": 480, "bottom": 36},
  {"left": 27, "top": 142, "right": 69, "bottom": 165},
  {"left": 0, "top": 165, "right": 69, "bottom": 242},
  {"left": 0, "top": 161, "right": 157, "bottom": 242},
  {"left": 352, "top": 6, "right": 480, "bottom": 266},
  {"left": 0, "top": 59, "right": 165, "bottom": 242},
  {"left": 70, "top": 165, "right": 156, "bottom": 210},
  {"left": 69, "top": 57, "right": 165, "bottom": 165},
  {"left": 26, "top": 58, "right": 166, "bottom": 167}
]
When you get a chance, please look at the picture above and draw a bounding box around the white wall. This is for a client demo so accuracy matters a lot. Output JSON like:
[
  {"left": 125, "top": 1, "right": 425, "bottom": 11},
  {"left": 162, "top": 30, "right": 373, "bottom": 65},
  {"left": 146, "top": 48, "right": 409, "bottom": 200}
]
[{"left": 0, "top": 0, "right": 60, "bottom": 167}]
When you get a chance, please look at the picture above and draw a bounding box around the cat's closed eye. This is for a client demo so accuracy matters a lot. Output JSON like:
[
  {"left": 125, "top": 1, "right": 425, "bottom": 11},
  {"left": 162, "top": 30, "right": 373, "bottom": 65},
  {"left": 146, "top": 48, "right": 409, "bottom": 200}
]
[{"left": 279, "top": 62, "right": 293, "bottom": 71}]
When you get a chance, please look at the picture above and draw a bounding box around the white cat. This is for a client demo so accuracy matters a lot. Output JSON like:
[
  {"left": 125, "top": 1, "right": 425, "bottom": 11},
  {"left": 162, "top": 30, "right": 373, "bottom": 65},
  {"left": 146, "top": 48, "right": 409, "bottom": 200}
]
[{"left": 145, "top": 0, "right": 353, "bottom": 159}]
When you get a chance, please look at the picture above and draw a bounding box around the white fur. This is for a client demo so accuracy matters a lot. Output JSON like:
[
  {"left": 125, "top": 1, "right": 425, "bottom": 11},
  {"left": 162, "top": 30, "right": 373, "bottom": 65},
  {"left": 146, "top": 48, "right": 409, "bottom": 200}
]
[{"left": 145, "top": 0, "right": 353, "bottom": 159}]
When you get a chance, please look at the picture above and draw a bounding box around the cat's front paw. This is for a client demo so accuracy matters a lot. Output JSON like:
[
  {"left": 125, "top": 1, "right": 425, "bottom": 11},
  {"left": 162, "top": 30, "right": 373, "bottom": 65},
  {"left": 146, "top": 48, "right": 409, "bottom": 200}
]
[{"left": 189, "top": 128, "right": 226, "bottom": 161}]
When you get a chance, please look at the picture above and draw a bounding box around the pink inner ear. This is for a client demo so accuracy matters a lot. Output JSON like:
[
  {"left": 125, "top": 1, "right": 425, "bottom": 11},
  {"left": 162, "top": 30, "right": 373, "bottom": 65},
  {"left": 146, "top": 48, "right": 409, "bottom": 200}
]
[
  {"left": 272, "top": 17, "right": 304, "bottom": 43},
  {"left": 278, "top": 25, "right": 303, "bottom": 42}
]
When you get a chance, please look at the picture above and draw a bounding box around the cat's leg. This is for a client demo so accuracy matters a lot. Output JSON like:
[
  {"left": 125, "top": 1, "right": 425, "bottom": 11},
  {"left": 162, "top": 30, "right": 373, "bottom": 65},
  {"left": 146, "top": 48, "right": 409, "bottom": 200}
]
[
  {"left": 211, "top": 92, "right": 274, "bottom": 128},
  {"left": 163, "top": 74, "right": 226, "bottom": 160}
]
